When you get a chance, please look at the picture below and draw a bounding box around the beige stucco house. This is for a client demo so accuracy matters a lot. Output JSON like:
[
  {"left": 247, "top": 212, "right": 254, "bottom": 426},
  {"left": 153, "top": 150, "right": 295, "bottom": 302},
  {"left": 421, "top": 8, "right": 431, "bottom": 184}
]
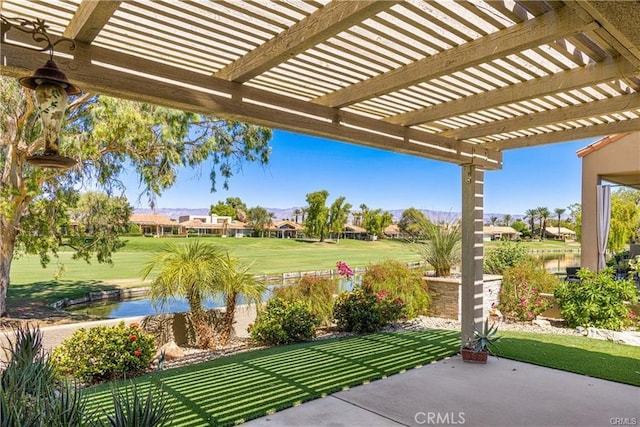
[{"left": 578, "top": 133, "right": 640, "bottom": 270}]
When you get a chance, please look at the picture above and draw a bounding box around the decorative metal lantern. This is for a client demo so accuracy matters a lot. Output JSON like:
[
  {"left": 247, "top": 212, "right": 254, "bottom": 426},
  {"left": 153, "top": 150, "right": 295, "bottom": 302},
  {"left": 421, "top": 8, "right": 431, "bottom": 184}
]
[{"left": 2, "top": 15, "right": 81, "bottom": 169}]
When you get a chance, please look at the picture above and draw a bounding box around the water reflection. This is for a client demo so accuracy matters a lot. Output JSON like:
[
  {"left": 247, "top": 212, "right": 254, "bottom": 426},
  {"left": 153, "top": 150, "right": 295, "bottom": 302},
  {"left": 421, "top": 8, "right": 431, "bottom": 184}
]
[{"left": 533, "top": 252, "right": 581, "bottom": 273}]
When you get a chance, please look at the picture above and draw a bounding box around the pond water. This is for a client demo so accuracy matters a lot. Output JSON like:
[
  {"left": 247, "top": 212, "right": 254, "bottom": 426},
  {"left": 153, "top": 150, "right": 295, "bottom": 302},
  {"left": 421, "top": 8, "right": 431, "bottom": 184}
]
[
  {"left": 67, "top": 277, "right": 358, "bottom": 319},
  {"left": 67, "top": 252, "right": 579, "bottom": 319}
]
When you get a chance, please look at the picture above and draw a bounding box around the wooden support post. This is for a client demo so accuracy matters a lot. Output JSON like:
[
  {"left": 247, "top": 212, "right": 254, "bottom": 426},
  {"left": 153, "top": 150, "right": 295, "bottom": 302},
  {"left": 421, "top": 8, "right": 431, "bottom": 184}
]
[{"left": 461, "top": 165, "right": 485, "bottom": 346}]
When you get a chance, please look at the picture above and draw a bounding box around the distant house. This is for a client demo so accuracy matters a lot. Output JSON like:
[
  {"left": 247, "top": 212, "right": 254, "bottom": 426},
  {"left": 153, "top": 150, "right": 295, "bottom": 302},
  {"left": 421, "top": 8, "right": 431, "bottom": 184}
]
[
  {"left": 180, "top": 218, "right": 252, "bottom": 238},
  {"left": 483, "top": 225, "right": 520, "bottom": 241},
  {"left": 384, "top": 224, "right": 401, "bottom": 239},
  {"left": 129, "top": 213, "right": 182, "bottom": 236},
  {"left": 342, "top": 224, "right": 369, "bottom": 240},
  {"left": 267, "top": 220, "right": 304, "bottom": 239},
  {"left": 543, "top": 226, "right": 577, "bottom": 241}
]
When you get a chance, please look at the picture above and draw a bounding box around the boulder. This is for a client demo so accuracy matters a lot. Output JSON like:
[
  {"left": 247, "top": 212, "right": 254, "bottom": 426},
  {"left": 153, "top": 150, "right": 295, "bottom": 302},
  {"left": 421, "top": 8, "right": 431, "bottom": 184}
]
[
  {"left": 154, "top": 341, "right": 185, "bottom": 362},
  {"left": 532, "top": 319, "right": 551, "bottom": 329}
]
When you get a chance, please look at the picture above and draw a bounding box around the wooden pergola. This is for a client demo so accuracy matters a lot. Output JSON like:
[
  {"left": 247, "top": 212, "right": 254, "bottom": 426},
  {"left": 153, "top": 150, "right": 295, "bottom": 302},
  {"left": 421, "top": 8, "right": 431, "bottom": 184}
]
[{"left": 2, "top": 0, "right": 640, "bottom": 345}]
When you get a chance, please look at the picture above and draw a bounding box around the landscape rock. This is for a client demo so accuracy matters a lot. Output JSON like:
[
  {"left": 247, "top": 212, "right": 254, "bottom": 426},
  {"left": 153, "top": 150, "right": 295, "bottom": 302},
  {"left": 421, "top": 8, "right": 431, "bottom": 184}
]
[
  {"left": 532, "top": 319, "right": 551, "bottom": 329},
  {"left": 155, "top": 341, "right": 185, "bottom": 362},
  {"left": 583, "top": 327, "right": 640, "bottom": 347}
]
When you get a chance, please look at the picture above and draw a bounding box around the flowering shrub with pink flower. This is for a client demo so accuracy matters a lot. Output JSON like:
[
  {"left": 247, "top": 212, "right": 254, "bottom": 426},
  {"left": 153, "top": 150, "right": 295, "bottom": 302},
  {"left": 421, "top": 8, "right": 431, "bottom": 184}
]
[
  {"left": 52, "top": 321, "right": 155, "bottom": 384},
  {"left": 334, "top": 262, "right": 407, "bottom": 333},
  {"left": 497, "top": 261, "right": 556, "bottom": 321}
]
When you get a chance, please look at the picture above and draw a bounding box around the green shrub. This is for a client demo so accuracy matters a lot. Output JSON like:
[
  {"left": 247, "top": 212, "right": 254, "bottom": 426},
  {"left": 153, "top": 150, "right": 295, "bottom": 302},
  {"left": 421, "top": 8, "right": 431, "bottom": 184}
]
[
  {"left": 52, "top": 321, "right": 156, "bottom": 384},
  {"left": 333, "top": 287, "right": 406, "bottom": 333},
  {"left": 272, "top": 275, "right": 338, "bottom": 325},
  {"left": 249, "top": 298, "right": 320, "bottom": 345},
  {"left": 554, "top": 268, "right": 638, "bottom": 331},
  {"left": 1, "top": 325, "right": 87, "bottom": 426},
  {"left": 497, "top": 261, "right": 556, "bottom": 321},
  {"left": 361, "top": 259, "right": 429, "bottom": 318},
  {"left": 484, "top": 241, "right": 531, "bottom": 274}
]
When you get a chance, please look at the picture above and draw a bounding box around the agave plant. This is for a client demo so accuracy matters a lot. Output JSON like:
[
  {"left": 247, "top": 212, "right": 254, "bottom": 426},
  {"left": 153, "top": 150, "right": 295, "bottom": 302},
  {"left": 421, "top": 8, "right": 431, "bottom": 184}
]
[
  {"left": 99, "top": 383, "right": 171, "bottom": 427},
  {"left": 466, "top": 319, "right": 501, "bottom": 355}
]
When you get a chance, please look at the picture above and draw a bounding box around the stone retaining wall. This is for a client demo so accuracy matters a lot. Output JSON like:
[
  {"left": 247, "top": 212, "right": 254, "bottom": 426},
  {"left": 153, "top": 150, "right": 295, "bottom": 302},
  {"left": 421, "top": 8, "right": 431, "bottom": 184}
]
[{"left": 425, "top": 275, "right": 502, "bottom": 320}]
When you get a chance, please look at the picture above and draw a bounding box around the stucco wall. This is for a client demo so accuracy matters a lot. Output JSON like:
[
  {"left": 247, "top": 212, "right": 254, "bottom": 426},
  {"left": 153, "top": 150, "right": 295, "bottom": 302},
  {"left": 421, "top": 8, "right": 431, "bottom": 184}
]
[{"left": 581, "top": 133, "right": 640, "bottom": 270}]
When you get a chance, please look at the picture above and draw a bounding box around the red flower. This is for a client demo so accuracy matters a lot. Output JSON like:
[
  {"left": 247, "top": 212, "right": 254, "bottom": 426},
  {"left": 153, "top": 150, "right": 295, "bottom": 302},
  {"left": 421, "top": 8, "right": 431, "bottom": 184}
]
[
  {"left": 129, "top": 335, "right": 137, "bottom": 342},
  {"left": 134, "top": 350, "right": 142, "bottom": 357}
]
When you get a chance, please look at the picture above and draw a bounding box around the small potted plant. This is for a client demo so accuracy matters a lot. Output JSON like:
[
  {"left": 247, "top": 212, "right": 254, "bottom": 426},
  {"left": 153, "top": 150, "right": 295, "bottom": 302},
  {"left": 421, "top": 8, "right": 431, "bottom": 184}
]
[{"left": 461, "top": 319, "right": 501, "bottom": 364}]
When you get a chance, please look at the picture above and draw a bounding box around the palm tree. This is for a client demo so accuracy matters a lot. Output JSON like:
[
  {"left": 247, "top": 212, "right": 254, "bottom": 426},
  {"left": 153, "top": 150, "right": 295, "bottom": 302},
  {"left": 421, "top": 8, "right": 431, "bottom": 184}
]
[
  {"left": 503, "top": 214, "right": 512, "bottom": 227},
  {"left": 489, "top": 216, "right": 498, "bottom": 226},
  {"left": 554, "top": 207, "right": 566, "bottom": 239},
  {"left": 217, "top": 253, "right": 266, "bottom": 345},
  {"left": 524, "top": 209, "right": 537, "bottom": 237},
  {"left": 537, "top": 206, "right": 550, "bottom": 240},
  {"left": 141, "top": 241, "right": 222, "bottom": 349},
  {"left": 294, "top": 208, "right": 301, "bottom": 223}
]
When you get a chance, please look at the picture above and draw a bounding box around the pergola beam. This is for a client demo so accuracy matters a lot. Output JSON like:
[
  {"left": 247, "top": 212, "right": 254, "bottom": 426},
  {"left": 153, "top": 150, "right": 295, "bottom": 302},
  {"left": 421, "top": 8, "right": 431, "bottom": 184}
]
[
  {"left": 444, "top": 92, "right": 640, "bottom": 140},
  {"left": 385, "top": 57, "right": 637, "bottom": 126},
  {"left": 312, "top": 6, "right": 597, "bottom": 108},
  {"left": 62, "top": 0, "right": 121, "bottom": 43},
  {"left": 216, "top": 1, "right": 397, "bottom": 83},
  {"left": 483, "top": 117, "right": 640, "bottom": 150}
]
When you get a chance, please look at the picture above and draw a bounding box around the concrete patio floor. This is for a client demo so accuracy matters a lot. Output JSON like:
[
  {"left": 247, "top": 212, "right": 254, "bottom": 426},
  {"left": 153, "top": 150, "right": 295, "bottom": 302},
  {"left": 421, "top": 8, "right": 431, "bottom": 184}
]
[{"left": 244, "top": 355, "right": 640, "bottom": 427}]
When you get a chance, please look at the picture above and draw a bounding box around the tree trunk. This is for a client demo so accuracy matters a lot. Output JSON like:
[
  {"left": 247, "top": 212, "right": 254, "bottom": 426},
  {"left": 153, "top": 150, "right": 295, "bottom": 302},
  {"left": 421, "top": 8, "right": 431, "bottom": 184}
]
[
  {"left": 220, "top": 291, "right": 237, "bottom": 345},
  {"left": 0, "top": 221, "right": 18, "bottom": 317},
  {"left": 187, "top": 289, "right": 215, "bottom": 349}
]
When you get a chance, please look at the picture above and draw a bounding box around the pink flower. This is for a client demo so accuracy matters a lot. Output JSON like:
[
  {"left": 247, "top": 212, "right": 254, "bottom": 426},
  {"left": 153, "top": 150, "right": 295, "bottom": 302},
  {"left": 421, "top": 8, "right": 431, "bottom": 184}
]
[{"left": 336, "top": 261, "right": 354, "bottom": 278}]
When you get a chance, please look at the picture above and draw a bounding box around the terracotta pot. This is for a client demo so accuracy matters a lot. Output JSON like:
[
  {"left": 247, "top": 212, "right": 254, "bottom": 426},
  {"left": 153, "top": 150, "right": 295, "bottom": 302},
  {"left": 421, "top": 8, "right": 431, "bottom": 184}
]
[{"left": 461, "top": 348, "right": 488, "bottom": 364}]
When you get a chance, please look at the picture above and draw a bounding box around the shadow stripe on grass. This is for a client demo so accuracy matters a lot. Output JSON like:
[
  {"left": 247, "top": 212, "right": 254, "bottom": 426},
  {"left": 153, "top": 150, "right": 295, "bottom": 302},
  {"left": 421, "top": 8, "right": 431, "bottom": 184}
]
[{"left": 86, "top": 329, "right": 460, "bottom": 426}]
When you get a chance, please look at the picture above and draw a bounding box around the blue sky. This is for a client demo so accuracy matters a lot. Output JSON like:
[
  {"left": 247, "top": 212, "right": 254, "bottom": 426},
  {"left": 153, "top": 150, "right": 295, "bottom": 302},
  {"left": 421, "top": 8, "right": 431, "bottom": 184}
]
[{"left": 123, "top": 130, "right": 598, "bottom": 216}]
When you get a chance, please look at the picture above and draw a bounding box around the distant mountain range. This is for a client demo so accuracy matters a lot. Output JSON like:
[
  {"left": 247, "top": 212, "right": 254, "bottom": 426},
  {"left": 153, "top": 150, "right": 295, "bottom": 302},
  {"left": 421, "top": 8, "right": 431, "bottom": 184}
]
[{"left": 134, "top": 207, "right": 525, "bottom": 224}]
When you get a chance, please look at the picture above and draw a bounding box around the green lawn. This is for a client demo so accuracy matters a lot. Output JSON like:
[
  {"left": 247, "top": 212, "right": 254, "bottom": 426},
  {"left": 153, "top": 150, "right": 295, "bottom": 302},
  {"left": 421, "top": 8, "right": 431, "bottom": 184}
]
[
  {"left": 8, "top": 236, "right": 580, "bottom": 307},
  {"left": 496, "top": 331, "right": 640, "bottom": 386},
  {"left": 85, "top": 329, "right": 460, "bottom": 427},
  {"left": 8, "top": 237, "right": 420, "bottom": 304},
  {"left": 83, "top": 328, "right": 638, "bottom": 426}
]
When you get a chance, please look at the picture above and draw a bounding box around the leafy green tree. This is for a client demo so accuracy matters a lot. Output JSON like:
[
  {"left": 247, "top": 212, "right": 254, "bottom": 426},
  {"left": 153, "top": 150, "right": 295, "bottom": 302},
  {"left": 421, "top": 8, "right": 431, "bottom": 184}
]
[
  {"left": 304, "top": 190, "right": 330, "bottom": 242},
  {"left": 360, "top": 204, "right": 393, "bottom": 238},
  {"left": 398, "top": 208, "right": 430, "bottom": 240},
  {"left": 248, "top": 206, "right": 271, "bottom": 237},
  {"left": 0, "top": 77, "right": 271, "bottom": 317},
  {"left": 328, "top": 196, "right": 352, "bottom": 242},
  {"left": 511, "top": 220, "right": 529, "bottom": 238},
  {"left": 141, "top": 241, "right": 223, "bottom": 349},
  {"left": 209, "top": 201, "right": 236, "bottom": 218},
  {"left": 609, "top": 190, "right": 640, "bottom": 253},
  {"left": 568, "top": 203, "right": 582, "bottom": 241}
]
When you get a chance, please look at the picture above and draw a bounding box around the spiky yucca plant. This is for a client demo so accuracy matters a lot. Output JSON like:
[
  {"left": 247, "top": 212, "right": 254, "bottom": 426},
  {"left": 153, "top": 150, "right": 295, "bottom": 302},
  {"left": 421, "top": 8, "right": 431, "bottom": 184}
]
[{"left": 419, "top": 220, "right": 462, "bottom": 277}]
